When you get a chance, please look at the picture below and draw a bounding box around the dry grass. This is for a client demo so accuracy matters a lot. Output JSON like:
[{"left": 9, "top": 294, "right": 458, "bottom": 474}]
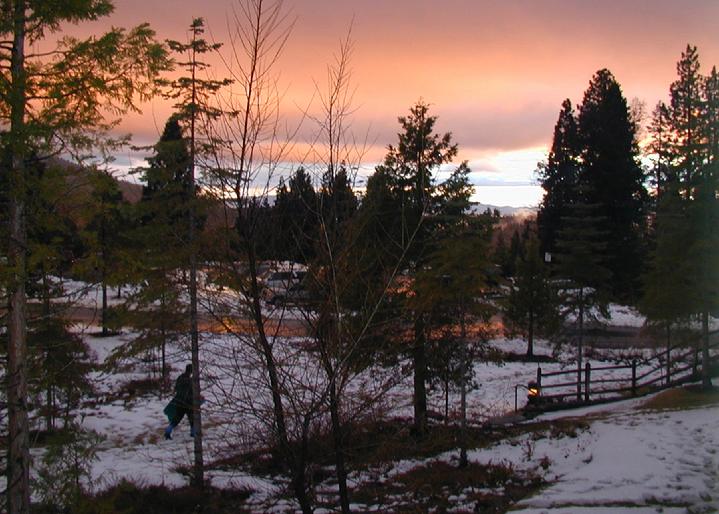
[
  {"left": 641, "top": 384, "right": 719, "bottom": 411},
  {"left": 349, "top": 460, "right": 544, "bottom": 513},
  {"left": 79, "top": 480, "right": 252, "bottom": 514}
]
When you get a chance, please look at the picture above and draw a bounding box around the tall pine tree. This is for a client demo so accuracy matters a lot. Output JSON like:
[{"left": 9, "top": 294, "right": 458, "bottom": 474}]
[
  {"left": 161, "top": 18, "right": 229, "bottom": 486},
  {"left": 669, "top": 45, "right": 704, "bottom": 199},
  {"left": 644, "top": 45, "right": 719, "bottom": 390},
  {"left": 364, "top": 101, "right": 458, "bottom": 436},
  {"left": 577, "top": 69, "right": 647, "bottom": 301},
  {"left": 80, "top": 171, "right": 132, "bottom": 336},
  {"left": 537, "top": 99, "right": 580, "bottom": 259},
  {"left": 122, "top": 116, "right": 193, "bottom": 381}
]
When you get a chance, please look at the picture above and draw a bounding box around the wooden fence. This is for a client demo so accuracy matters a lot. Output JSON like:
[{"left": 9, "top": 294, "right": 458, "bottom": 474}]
[{"left": 522, "top": 331, "right": 719, "bottom": 411}]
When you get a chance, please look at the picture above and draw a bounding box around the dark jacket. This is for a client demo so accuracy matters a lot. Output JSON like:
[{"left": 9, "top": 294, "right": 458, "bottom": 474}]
[{"left": 174, "top": 371, "right": 193, "bottom": 409}]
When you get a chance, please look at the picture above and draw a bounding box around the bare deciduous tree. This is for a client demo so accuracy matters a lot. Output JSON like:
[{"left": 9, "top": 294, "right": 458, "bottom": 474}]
[{"left": 198, "top": 1, "right": 317, "bottom": 511}]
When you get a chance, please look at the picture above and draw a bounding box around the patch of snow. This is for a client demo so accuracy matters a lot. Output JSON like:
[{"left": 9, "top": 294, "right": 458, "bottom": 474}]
[
  {"left": 508, "top": 398, "right": 719, "bottom": 513},
  {"left": 606, "top": 304, "right": 646, "bottom": 328}
]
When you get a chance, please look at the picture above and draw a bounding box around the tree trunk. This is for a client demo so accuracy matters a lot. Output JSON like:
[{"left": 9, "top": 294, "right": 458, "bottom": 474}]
[
  {"left": 577, "top": 288, "right": 584, "bottom": 402},
  {"left": 459, "top": 375, "right": 468, "bottom": 468},
  {"left": 666, "top": 322, "right": 672, "bottom": 386},
  {"left": 317, "top": 293, "right": 351, "bottom": 513},
  {"left": 329, "top": 377, "right": 350, "bottom": 514},
  {"left": 188, "top": 32, "right": 204, "bottom": 488},
  {"left": 101, "top": 280, "right": 108, "bottom": 336},
  {"left": 46, "top": 383, "right": 53, "bottom": 433},
  {"left": 161, "top": 337, "right": 167, "bottom": 385},
  {"left": 444, "top": 379, "right": 449, "bottom": 424},
  {"left": 7, "top": 1, "right": 31, "bottom": 511},
  {"left": 244, "top": 232, "right": 313, "bottom": 513},
  {"left": 702, "top": 310, "right": 712, "bottom": 390},
  {"left": 188, "top": 150, "right": 203, "bottom": 489},
  {"left": 527, "top": 307, "right": 534, "bottom": 357},
  {"left": 189, "top": 253, "right": 203, "bottom": 488},
  {"left": 42, "top": 275, "right": 54, "bottom": 432},
  {"left": 100, "top": 196, "right": 109, "bottom": 336},
  {"left": 413, "top": 315, "right": 428, "bottom": 437},
  {"left": 160, "top": 295, "right": 168, "bottom": 385},
  {"left": 458, "top": 311, "right": 468, "bottom": 468}
]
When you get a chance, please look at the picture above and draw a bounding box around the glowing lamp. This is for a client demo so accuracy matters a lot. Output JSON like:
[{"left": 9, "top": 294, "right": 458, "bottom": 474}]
[{"left": 527, "top": 381, "right": 540, "bottom": 399}]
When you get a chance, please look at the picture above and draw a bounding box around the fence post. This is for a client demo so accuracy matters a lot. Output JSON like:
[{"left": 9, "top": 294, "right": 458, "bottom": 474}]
[
  {"left": 536, "top": 366, "right": 542, "bottom": 393},
  {"left": 584, "top": 362, "right": 591, "bottom": 402},
  {"left": 631, "top": 359, "right": 637, "bottom": 396},
  {"left": 666, "top": 346, "right": 671, "bottom": 386},
  {"left": 577, "top": 363, "right": 582, "bottom": 402}
]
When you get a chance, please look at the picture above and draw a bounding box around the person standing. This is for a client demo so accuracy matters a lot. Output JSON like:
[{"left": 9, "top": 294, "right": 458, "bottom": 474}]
[{"left": 164, "top": 364, "right": 194, "bottom": 440}]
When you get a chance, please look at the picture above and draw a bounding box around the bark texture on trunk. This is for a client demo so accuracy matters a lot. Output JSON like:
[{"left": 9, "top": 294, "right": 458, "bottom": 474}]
[{"left": 7, "top": 2, "right": 31, "bottom": 511}]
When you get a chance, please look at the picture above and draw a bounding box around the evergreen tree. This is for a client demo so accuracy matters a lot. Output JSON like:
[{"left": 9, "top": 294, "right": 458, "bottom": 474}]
[
  {"left": 161, "top": 18, "right": 229, "bottom": 486},
  {"left": 136, "top": 116, "right": 195, "bottom": 253},
  {"left": 249, "top": 195, "right": 277, "bottom": 260},
  {"left": 537, "top": 99, "right": 580, "bottom": 259},
  {"left": 577, "top": 69, "right": 647, "bottom": 301},
  {"left": 28, "top": 318, "right": 94, "bottom": 433},
  {"left": 640, "top": 182, "right": 692, "bottom": 365},
  {"left": 492, "top": 231, "right": 510, "bottom": 277},
  {"left": 685, "top": 172, "right": 719, "bottom": 389},
  {"left": 0, "top": 3, "right": 168, "bottom": 510},
  {"left": 370, "top": 101, "right": 458, "bottom": 436},
  {"left": 375, "top": 101, "right": 457, "bottom": 250},
  {"left": 701, "top": 66, "right": 719, "bottom": 166},
  {"left": 644, "top": 45, "right": 719, "bottom": 390},
  {"left": 16, "top": 161, "right": 94, "bottom": 434},
  {"left": 124, "top": 116, "right": 193, "bottom": 382},
  {"left": 274, "top": 167, "right": 319, "bottom": 262},
  {"left": 77, "top": 171, "right": 132, "bottom": 336},
  {"left": 319, "top": 164, "right": 358, "bottom": 238},
  {"left": 669, "top": 45, "right": 704, "bottom": 199},
  {"left": 648, "top": 101, "right": 675, "bottom": 196},
  {"left": 23, "top": 160, "right": 81, "bottom": 309},
  {"left": 504, "top": 233, "right": 561, "bottom": 357},
  {"left": 413, "top": 163, "right": 495, "bottom": 463},
  {"left": 507, "top": 229, "right": 524, "bottom": 277},
  {"left": 141, "top": 117, "right": 193, "bottom": 224},
  {"left": 555, "top": 200, "right": 612, "bottom": 400}
]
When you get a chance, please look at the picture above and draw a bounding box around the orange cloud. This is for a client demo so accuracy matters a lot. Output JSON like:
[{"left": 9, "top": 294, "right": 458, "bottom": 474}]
[{"left": 51, "top": 0, "right": 719, "bottom": 207}]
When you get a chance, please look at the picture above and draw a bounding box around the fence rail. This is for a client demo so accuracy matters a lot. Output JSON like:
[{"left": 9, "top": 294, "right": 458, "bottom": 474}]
[{"left": 518, "top": 331, "right": 719, "bottom": 412}]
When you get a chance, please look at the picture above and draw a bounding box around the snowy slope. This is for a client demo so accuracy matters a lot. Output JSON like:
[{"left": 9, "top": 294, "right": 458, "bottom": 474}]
[{"left": 508, "top": 399, "right": 719, "bottom": 513}]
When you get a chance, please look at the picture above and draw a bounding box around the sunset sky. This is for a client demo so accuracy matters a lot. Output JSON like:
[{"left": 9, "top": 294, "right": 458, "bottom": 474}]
[{"left": 68, "top": 0, "right": 719, "bottom": 207}]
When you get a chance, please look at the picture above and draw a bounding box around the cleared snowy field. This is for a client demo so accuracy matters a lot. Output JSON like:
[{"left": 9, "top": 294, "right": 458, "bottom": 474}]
[
  {"left": 5, "top": 322, "right": 714, "bottom": 512},
  {"left": 3, "top": 282, "right": 717, "bottom": 512}
]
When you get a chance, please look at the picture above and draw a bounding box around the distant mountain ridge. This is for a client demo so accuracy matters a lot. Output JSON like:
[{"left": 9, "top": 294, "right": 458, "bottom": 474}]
[
  {"left": 51, "top": 158, "right": 535, "bottom": 224},
  {"left": 257, "top": 194, "right": 537, "bottom": 219},
  {"left": 469, "top": 202, "right": 536, "bottom": 218}
]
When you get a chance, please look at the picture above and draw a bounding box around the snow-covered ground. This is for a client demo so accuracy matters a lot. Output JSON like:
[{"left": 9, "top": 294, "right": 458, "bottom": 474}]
[
  {"left": 336, "top": 392, "right": 718, "bottom": 513},
  {"left": 6, "top": 282, "right": 718, "bottom": 512},
  {"left": 8, "top": 324, "right": 714, "bottom": 511},
  {"left": 509, "top": 399, "right": 719, "bottom": 513}
]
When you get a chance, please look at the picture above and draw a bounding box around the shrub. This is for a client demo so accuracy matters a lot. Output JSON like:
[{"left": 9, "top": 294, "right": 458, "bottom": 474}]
[{"left": 33, "top": 425, "right": 104, "bottom": 513}]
